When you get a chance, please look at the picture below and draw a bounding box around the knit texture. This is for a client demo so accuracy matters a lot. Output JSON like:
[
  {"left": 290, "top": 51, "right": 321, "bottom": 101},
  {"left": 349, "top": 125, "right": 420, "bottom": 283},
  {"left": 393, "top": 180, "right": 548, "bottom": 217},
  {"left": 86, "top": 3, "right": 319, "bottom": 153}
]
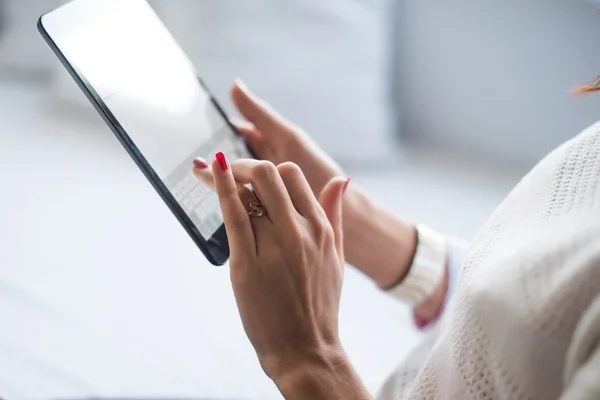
[{"left": 379, "top": 123, "right": 600, "bottom": 399}]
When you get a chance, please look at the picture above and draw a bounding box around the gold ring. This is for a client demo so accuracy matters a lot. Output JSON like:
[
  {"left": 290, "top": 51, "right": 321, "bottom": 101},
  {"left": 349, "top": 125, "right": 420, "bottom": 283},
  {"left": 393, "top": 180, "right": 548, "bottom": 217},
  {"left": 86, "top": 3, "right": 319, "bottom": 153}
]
[{"left": 248, "top": 202, "right": 264, "bottom": 217}]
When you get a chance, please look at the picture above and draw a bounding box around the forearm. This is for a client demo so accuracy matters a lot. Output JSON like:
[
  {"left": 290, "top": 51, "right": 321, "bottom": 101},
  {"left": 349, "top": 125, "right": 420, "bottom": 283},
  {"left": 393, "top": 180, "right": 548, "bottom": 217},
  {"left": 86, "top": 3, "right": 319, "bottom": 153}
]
[
  {"left": 343, "top": 184, "right": 450, "bottom": 321},
  {"left": 343, "top": 184, "right": 417, "bottom": 288},
  {"left": 274, "top": 349, "right": 372, "bottom": 400}
]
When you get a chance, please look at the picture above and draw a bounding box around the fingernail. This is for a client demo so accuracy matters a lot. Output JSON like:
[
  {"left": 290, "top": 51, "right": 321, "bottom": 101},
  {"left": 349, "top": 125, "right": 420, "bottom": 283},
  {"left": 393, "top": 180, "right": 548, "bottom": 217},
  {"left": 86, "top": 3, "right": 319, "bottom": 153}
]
[
  {"left": 236, "top": 79, "right": 252, "bottom": 96},
  {"left": 215, "top": 152, "right": 228, "bottom": 171},
  {"left": 193, "top": 158, "right": 209, "bottom": 169},
  {"left": 343, "top": 177, "right": 351, "bottom": 195},
  {"left": 236, "top": 79, "right": 248, "bottom": 91}
]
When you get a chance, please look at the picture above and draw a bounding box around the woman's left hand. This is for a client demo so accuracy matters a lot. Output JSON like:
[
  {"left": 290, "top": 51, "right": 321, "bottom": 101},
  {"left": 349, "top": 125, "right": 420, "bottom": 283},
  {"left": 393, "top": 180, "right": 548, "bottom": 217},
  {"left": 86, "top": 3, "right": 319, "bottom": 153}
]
[{"left": 196, "top": 154, "right": 370, "bottom": 398}]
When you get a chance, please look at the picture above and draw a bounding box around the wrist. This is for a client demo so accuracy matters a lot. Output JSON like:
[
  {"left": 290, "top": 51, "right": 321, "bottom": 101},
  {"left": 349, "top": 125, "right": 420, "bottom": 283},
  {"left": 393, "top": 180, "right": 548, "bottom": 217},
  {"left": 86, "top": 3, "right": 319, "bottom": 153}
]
[
  {"left": 342, "top": 184, "right": 416, "bottom": 287},
  {"left": 273, "top": 346, "right": 347, "bottom": 387},
  {"left": 273, "top": 346, "right": 371, "bottom": 400},
  {"left": 264, "top": 342, "right": 344, "bottom": 383}
]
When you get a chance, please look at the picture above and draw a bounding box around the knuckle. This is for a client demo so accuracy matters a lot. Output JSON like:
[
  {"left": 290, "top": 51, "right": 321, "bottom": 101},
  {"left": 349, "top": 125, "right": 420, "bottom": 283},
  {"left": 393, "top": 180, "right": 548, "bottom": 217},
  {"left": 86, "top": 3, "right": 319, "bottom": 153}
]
[
  {"left": 287, "top": 228, "right": 310, "bottom": 258},
  {"left": 229, "top": 261, "right": 251, "bottom": 287},
  {"left": 223, "top": 184, "right": 238, "bottom": 197},
  {"left": 254, "top": 160, "right": 278, "bottom": 180},
  {"left": 277, "top": 162, "right": 302, "bottom": 179},
  {"left": 281, "top": 221, "right": 304, "bottom": 243},
  {"left": 217, "top": 178, "right": 237, "bottom": 196},
  {"left": 219, "top": 190, "right": 238, "bottom": 207},
  {"left": 315, "top": 219, "right": 335, "bottom": 247}
]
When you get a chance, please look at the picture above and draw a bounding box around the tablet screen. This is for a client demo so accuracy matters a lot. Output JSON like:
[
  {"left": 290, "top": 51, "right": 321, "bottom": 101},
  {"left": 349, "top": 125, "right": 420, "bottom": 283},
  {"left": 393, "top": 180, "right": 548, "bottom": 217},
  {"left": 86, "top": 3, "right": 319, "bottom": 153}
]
[{"left": 42, "top": 0, "right": 252, "bottom": 241}]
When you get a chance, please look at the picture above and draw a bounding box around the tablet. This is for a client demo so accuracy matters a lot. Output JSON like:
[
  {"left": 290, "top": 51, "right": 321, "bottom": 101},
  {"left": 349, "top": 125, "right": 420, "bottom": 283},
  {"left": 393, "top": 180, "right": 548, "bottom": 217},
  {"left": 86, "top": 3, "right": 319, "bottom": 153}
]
[{"left": 38, "top": 0, "right": 254, "bottom": 265}]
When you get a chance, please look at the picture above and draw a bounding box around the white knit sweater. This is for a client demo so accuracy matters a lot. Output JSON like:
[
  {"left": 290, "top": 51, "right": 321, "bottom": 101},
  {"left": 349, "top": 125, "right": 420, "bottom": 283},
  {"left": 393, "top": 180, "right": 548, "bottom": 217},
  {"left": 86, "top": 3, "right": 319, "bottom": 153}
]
[{"left": 379, "top": 123, "right": 600, "bottom": 399}]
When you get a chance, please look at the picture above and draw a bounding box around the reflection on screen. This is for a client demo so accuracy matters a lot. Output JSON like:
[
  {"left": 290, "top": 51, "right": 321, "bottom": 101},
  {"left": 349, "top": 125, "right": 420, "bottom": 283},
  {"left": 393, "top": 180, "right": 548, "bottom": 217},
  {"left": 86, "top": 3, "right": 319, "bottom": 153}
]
[{"left": 56, "top": 1, "right": 251, "bottom": 239}]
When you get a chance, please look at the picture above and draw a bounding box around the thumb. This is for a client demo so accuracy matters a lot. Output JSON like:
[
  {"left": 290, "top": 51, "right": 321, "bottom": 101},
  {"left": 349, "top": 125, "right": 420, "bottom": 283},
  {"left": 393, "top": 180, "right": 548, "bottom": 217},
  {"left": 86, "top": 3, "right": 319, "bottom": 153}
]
[
  {"left": 231, "top": 80, "right": 290, "bottom": 137},
  {"left": 318, "top": 177, "right": 351, "bottom": 260}
]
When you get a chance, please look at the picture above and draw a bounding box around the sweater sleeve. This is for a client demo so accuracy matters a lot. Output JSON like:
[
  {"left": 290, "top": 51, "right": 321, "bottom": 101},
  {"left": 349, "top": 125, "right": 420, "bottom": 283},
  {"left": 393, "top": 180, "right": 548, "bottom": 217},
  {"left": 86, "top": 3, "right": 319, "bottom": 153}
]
[
  {"left": 559, "top": 296, "right": 600, "bottom": 400},
  {"left": 444, "top": 236, "right": 470, "bottom": 306}
]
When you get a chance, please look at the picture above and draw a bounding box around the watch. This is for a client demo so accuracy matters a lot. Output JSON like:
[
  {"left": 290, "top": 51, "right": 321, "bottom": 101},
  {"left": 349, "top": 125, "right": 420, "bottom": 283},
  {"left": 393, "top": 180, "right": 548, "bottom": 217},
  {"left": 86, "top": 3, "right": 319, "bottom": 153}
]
[{"left": 386, "top": 224, "right": 447, "bottom": 307}]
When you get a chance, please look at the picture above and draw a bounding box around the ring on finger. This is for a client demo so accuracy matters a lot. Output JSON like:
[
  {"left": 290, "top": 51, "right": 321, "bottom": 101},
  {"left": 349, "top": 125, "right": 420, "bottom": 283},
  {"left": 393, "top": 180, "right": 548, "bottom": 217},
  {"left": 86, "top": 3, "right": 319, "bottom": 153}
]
[
  {"left": 237, "top": 188, "right": 267, "bottom": 220},
  {"left": 248, "top": 202, "right": 265, "bottom": 217}
]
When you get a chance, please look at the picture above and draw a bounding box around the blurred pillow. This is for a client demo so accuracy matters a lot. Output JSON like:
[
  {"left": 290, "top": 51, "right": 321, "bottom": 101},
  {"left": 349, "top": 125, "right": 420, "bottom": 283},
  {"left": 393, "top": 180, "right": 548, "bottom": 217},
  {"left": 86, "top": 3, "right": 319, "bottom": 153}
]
[{"left": 51, "top": 0, "right": 396, "bottom": 164}]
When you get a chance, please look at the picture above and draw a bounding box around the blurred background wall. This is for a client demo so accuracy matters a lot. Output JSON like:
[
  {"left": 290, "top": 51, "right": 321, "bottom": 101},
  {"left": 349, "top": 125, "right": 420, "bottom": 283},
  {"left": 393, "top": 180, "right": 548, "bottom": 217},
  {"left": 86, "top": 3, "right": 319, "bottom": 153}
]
[
  {"left": 392, "top": 0, "right": 600, "bottom": 167},
  {"left": 0, "top": 0, "right": 396, "bottom": 165},
  {"left": 2, "top": 0, "right": 600, "bottom": 169}
]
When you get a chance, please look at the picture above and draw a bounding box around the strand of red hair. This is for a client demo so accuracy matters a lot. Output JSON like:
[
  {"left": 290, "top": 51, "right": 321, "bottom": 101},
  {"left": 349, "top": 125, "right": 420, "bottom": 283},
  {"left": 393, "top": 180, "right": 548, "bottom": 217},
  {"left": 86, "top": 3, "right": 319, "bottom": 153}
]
[{"left": 573, "top": 75, "right": 600, "bottom": 95}]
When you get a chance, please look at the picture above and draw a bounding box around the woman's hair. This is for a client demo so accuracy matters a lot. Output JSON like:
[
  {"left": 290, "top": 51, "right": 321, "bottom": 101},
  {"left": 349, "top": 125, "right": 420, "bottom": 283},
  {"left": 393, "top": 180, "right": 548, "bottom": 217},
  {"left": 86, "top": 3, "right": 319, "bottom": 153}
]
[{"left": 573, "top": 75, "right": 600, "bottom": 94}]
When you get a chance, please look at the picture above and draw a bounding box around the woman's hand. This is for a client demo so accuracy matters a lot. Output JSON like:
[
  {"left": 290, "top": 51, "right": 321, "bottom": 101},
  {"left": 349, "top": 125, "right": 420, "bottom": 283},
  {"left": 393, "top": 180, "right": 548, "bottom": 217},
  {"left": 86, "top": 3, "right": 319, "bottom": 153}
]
[
  {"left": 219, "top": 82, "right": 447, "bottom": 326},
  {"left": 230, "top": 80, "right": 344, "bottom": 197},
  {"left": 206, "top": 153, "right": 370, "bottom": 399},
  {"left": 201, "top": 83, "right": 418, "bottom": 291}
]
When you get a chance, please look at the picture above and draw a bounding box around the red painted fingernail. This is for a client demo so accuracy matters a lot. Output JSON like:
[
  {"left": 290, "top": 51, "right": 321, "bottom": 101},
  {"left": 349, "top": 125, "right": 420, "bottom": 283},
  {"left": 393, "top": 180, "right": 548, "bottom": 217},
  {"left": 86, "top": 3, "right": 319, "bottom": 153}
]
[
  {"left": 193, "top": 158, "right": 209, "bottom": 169},
  {"left": 215, "top": 152, "right": 228, "bottom": 171},
  {"left": 343, "top": 177, "right": 351, "bottom": 195}
]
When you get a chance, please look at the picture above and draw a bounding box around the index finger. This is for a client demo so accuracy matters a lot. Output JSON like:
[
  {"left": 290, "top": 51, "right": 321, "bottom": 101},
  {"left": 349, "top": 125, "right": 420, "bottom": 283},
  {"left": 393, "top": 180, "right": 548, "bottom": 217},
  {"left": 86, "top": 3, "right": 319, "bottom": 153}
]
[
  {"left": 211, "top": 152, "right": 256, "bottom": 258},
  {"left": 193, "top": 160, "right": 246, "bottom": 193},
  {"left": 231, "top": 80, "right": 291, "bottom": 138},
  {"left": 196, "top": 158, "right": 297, "bottom": 223}
]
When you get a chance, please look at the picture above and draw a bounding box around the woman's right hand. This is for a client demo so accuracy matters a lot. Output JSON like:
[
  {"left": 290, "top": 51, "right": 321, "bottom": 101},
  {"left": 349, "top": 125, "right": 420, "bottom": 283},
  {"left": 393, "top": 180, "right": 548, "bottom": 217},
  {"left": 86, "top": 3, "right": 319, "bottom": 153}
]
[
  {"left": 219, "top": 81, "right": 445, "bottom": 321},
  {"left": 229, "top": 80, "right": 344, "bottom": 198}
]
